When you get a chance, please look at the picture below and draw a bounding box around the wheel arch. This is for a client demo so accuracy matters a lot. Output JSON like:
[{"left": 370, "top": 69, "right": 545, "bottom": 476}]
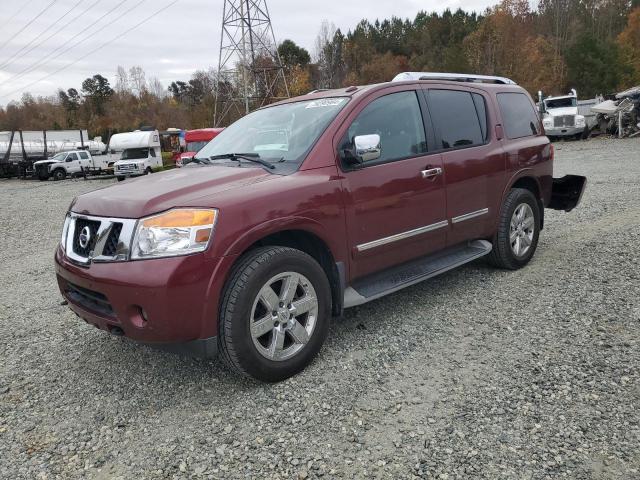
[
  {"left": 221, "top": 224, "right": 344, "bottom": 317},
  {"left": 505, "top": 173, "right": 544, "bottom": 230}
]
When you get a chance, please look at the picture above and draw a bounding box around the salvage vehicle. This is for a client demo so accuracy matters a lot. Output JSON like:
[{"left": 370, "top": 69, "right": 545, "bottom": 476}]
[
  {"left": 176, "top": 128, "right": 224, "bottom": 167},
  {"left": 538, "top": 89, "right": 593, "bottom": 140},
  {"left": 34, "top": 150, "right": 95, "bottom": 181},
  {"left": 55, "top": 73, "right": 586, "bottom": 382},
  {"left": 109, "top": 130, "right": 163, "bottom": 180}
]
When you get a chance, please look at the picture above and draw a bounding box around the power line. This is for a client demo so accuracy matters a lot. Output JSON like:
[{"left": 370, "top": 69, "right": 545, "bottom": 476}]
[
  {"left": 0, "top": 0, "right": 86, "bottom": 70},
  {"left": 0, "top": 0, "right": 103, "bottom": 73},
  {"left": 3, "top": 0, "right": 38, "bottom": 25},
  {"left": 0, "top": 0, "right": 132, "bottom": 87},
  {"left": 0, "top": 0, "right": 59, "bottom": 53},
  {"left": 0, "top": 0, "right": 179, "bottom": 100}
]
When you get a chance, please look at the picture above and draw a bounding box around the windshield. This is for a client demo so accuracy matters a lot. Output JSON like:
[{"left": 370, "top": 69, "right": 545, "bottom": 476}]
[
  {"left": 121, "top": 148, "right": 149, "bottom": 160},
  {"left": 545, "top": 97, "right": 577, "bottom": 109},
  {"left": 196, "top": 97, "right": 349, "bottom": 166},
  {"left": 186, "top": 141, "right": 208, "bottom": 153},
  {"left": 51, "top": 152, "right": 67, "bottom": 162}
]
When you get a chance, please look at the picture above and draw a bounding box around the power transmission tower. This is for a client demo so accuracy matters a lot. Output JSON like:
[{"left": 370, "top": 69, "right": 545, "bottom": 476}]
[{"left": 214, "top": 0, "right": 289, "bottom": 127}]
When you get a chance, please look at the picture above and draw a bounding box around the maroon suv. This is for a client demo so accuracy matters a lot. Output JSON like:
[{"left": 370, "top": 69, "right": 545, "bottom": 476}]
[{"left": 55, "top": 73, "right": 586, "bottom": 381}]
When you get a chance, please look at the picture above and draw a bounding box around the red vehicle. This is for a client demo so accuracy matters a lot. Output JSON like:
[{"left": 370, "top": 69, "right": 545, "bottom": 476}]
[
  {"left": 55, "top": 73, "right": 586, "bottom": 382},
  {"left": 176, "top": 128, "right": 224, "bottom": 167}
]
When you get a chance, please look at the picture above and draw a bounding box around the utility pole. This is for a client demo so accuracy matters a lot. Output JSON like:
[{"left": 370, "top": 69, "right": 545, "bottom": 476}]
[{"left": 214, "top": 0, "right": 289, "bottom": 127}]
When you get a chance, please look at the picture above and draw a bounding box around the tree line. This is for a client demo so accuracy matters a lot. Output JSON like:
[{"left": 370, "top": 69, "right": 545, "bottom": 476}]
[{"left": 1, "top": 0, "right": 639, "bottom": 140}]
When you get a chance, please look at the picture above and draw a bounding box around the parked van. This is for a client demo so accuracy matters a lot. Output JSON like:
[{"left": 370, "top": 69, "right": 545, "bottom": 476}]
[{"left": 109, "top": 130, "right": 162, "bottom": 181}]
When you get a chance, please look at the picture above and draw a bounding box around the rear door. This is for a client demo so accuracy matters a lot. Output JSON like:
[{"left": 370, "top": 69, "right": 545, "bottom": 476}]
[
  {"left": 338, "top": 88, "right": 447, "bottom": 280},
  {"left": 423, "top": 87, "right": 506, "bottom": 245},
  {"left": 78, "top": 151, "right": 90, "bottom": 169}
]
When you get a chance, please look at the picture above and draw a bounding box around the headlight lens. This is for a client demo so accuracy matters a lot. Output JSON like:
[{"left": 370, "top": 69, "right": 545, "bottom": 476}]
[
  {"left": 543, "top": 119, "right": 552, "bottom": 127},
  {"left": 60, "top": 214, "right": 71, "bottom": 251},
  {"left": 575, "top": 115, "right": 585, "bottom": 126},
  {"left": 131, "top": 208, "right": 218, "bottom": 259}
]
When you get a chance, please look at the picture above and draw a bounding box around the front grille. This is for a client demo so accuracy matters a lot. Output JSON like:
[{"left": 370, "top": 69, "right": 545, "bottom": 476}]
[
  {"left": 117, "top": 164, "right": 137, "bottom": 171},
  {"left": 553, "top": 115, "right": 575, "bottom": 127},
  {"left": 103, "top": 223, "right": 122, "bottom": 256},
  {"left": 72, "top": 218, "right": 100, "bottom": 257},
  {"left": 65, "top": 282, "right": 114, "bottom": 317}
]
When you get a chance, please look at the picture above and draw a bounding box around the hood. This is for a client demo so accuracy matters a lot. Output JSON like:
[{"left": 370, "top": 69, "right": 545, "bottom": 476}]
[
  {"left": 33, "top": 159, "right": 59, "bottom": 165},
  {"left": 71, "top": 165, "right": 276, "bottom": 218},
  {"left": 545, "top": 106, "right": 578, "bottom": 116}
]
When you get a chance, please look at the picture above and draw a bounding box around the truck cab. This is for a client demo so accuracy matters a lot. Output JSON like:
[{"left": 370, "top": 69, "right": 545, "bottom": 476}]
[
  {"left": 33, "top": 150, "right": 92, "bottom": 181},
  {"left": 176, "top": 128, "right": 224, "bottom": 167},
  {"left": 539, "top": 90, "right": 588, "bottom": 139},
  {"left": 110, "top": 130, "right": 163, "bottom": 180}
]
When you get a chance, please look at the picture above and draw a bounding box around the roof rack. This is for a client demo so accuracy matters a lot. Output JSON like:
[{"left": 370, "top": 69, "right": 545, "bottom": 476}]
[{"left": 392, "top": 72, "right": 516, "bottom": 85}]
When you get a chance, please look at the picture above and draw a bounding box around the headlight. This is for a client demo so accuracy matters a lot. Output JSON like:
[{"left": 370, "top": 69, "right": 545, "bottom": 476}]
[
  {"left": 60, "top": 214, "right": 71, "bottom": 251},
  {"left": 543, "top": 118, "right": 552, "bottom": 127},
  {"left": 575, "top": 115, "right": 585, "bottom": 127},
  {"left": 131, "top": 208, "right": 218, "bottom": 259}
]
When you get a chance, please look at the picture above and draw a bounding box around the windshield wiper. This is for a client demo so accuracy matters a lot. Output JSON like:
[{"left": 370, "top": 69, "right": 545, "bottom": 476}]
[
  {"left": 209, "top": 153, "right": 275, "bottom": 170},
  {"left": 189, "top": 157, "right": 211, "bottom": 165}
]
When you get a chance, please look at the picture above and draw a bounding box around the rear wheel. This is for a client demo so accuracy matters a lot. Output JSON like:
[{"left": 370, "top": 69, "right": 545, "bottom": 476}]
[
  {"left": 52, "top": 169, "right": 66, "bottom": 181},
  {"left": 218, "top": 246, "right": 331, "bottom": 382},
  {"left": 116, "top": 176, "right": 125, "bottom": 182},
  {"left": 487, "top": 188, "right": 540, "bottom": 270}
]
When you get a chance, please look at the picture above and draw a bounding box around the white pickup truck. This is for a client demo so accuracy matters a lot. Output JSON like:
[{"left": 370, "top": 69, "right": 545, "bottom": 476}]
[{"left": 33, "top": 150, "right": 93, "bottom": 181}]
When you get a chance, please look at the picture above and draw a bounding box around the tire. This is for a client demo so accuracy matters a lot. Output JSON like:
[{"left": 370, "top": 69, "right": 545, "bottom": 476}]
[
  {"left": 487, "top": 188, "right": 541, "bottom": 270},
  {"left": 117, "top": 176, "right": 125, "bottom": 182},
  {"left": 145, "top": 167, "right": 152, "bottom": 175},
  {"left": 218, "top": 246, "right": 331, "bottom": 382},
  {"left": 52, "top": 169, "right": 66, "bottom": 181}
]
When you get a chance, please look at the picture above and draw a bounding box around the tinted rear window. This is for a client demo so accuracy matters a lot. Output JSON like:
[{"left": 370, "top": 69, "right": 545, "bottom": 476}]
[
  {"left": 497, "top": 93, "right": 540, "bottom": 139},
  {"left": 428, "top": 90, "right": 484, "bottom": 149}
]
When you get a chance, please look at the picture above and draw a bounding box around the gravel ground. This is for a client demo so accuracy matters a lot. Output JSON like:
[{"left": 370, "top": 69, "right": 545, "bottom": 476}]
[{"left": 0, "top": 137, "right": 639, "bottom": 480}]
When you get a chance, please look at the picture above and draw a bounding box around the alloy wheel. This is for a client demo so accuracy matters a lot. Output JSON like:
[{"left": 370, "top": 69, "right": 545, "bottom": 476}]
[
  {"left": 510, "top": 203, "right": 535, "bottom": 257},
  {"left": 250, "top": 271, "right": 318, "bottom": 361}
]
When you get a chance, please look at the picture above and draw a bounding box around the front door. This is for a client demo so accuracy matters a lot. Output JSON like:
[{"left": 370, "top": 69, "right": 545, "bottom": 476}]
[{"left": 339, "top": 89, "right": 448, "bottom": 280}]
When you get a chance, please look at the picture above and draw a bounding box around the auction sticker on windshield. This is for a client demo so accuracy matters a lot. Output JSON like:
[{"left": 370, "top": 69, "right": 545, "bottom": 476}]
[{"left": 305, "top": 98, "right": 347, "bottom": 109}]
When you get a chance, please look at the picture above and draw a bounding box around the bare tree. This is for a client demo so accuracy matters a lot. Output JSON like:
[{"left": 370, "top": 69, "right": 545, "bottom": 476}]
[
  {"left": 148, "top": 76, "right": 165, "bottom": 99},
  {"left": 129, "top": 66, "right": 147, "bottom": 96},
  {"left": 115, "top": 65, "right": 129, "bottom": 93}
]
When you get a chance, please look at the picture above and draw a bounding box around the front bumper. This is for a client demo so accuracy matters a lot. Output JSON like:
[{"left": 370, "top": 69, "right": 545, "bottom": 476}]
[
  {"left": 55, "top": 247, "right": 237, "bottom": 354},
  {"left": 544, "top": 125, "right": 584, "bottom": 137}
]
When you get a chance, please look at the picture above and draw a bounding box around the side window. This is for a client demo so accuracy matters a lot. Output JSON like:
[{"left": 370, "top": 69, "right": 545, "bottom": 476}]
[
  {"left": 149, "top": 147, "right": 156, "bottom": 157},
  {"left": 78, "top": 151, "right": 89, "bottom": 159},
  {"left": 346, "top": 91, "right": 427, "bottom": 163},
  {"left": 472, "top": 93, "right": 488, "bottom": 140},
  {"left": 497, "top": 92, "right": 540, "bottom": 139},
  {"left": 66, "top": 153, "right": 78, "bottom": 162},
  {"left": 428, "top": 90, "right": 484, "bottom": 149}
]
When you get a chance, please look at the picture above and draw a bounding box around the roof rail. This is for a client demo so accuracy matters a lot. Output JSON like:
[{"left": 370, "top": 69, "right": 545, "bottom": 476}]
[
  {"left": 392, "top": 72, "right": 517, "bottom": 85},
  {"left": 307, "top": 89, "right": 330, "bottom": 94}
]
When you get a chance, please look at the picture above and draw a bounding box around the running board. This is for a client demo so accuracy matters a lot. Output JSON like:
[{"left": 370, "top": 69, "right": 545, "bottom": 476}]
[{"left": 343, "top": 240, "right": 492, "bottom": 308}]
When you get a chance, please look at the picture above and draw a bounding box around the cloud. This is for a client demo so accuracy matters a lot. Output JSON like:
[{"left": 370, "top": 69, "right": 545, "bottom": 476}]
[{"left": 0, "top": 0, "right": 495, "bottom": 105}]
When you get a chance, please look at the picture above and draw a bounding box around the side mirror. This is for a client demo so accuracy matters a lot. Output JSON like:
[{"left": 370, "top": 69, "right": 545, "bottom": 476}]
[{"left": 353, "top": 134, "right": 381, "bottom": 163}]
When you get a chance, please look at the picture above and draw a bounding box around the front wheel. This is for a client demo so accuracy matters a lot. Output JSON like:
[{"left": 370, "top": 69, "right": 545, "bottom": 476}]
[
  {"left": 487, "top": 188, "right": 540, "bottom": 270},
  {"left": 52, "top": 169, "right": 66, "bottom": 181},
  {"left": 218, "top": 246, "right": 331, "bottom": 382}
]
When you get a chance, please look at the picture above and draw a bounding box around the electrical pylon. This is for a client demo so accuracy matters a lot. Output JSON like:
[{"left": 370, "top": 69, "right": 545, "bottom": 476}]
[{"left": 214, "top": 0, "right": 289, "bottom": 127}]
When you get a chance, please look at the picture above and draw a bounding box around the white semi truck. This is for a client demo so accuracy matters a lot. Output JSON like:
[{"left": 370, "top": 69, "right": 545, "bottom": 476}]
[
  {"left": 538, "top": 90, "right": 598, "bottom": 140},
  {"left": 107, "top": 130, "right": 163, "bottom": 181}
]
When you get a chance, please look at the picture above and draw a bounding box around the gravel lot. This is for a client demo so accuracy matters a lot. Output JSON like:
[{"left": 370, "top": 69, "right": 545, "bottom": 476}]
[{"left": 1, "top": 137, "right": 639, "bottom": 479}]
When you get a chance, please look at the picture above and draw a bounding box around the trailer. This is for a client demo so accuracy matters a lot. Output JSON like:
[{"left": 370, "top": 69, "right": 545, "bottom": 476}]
[{"left": 0, "top": 129, "right": 107, "bottom": 178}]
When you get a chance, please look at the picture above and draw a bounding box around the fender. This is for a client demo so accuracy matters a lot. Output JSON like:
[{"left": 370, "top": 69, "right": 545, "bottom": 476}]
[
  {"left": 221, "top": 215, "right": 346, "bottom": 265},
  {"left": 494, "top": 168, "right": 545, "bottom": 230}
]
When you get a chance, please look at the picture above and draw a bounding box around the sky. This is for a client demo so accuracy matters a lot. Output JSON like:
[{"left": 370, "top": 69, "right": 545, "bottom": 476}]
[{"left": 0, "top": 0, "right": 496, "bottom": 106}]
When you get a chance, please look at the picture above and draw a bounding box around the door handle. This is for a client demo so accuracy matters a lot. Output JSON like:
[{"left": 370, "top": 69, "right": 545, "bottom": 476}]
[{"left": 421, "top": 167, "right": 443, "bottom": 179}]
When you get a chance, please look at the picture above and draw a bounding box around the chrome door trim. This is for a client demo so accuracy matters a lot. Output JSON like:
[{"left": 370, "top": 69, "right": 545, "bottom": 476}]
[
  {"left": 356, "top": 220, "right": 449, "bottom": 252},
  {"left": 451, "top": 208, "right": 489, "bottom": 224}
]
